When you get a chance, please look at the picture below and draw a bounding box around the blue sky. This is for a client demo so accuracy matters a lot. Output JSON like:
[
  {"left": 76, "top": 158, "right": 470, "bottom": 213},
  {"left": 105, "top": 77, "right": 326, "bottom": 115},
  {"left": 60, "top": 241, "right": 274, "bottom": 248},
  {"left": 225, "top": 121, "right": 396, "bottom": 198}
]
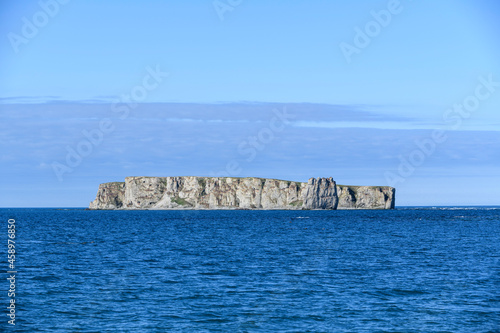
[{"left": 1, "top": 0, "right": 499, "bottom": 207}]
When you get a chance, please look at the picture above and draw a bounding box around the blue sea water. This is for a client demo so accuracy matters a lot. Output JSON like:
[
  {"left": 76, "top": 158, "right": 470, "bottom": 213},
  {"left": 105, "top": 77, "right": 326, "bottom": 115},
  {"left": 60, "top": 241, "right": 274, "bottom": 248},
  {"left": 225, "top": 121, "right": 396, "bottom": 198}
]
[{"left": 1, "top": 207, "right": 499, "bottom": 332}]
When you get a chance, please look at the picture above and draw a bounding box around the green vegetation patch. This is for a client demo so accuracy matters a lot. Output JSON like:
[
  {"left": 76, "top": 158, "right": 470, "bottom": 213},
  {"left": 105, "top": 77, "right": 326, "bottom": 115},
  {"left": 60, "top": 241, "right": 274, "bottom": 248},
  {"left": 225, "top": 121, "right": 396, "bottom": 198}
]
[
  {"left": 104, "top": 182, "right": 125, "bottom": 186},
  {"left": 289, "top": 200, "right": 303, "bottom": 207},
  {"left": 171, "top": 197, "right": 192, "bottom": 206}
]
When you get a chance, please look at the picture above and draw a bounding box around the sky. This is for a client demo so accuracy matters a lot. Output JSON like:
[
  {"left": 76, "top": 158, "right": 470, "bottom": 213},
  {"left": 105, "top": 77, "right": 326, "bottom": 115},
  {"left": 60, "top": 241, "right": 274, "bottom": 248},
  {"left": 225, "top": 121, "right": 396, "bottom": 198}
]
[{"left": 1, "top": 0, "right": 499, "bottom": 207}]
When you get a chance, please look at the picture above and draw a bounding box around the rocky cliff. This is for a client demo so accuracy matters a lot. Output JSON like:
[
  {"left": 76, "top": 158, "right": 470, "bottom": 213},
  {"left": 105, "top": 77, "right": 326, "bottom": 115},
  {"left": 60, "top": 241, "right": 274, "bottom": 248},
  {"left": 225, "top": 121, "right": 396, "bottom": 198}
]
[
  {"left": 89, "top": 177, "right": 395, "bottom": 210},
  {"left": 337, "top": 185, "right": 395, "bottom": 210}
]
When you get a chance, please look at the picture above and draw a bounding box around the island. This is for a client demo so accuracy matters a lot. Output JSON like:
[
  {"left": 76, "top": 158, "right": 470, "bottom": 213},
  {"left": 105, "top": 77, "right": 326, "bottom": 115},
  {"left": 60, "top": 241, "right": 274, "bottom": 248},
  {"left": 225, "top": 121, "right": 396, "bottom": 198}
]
[{"left": 88, "top": 176, "right": 395, "bottom": 210}]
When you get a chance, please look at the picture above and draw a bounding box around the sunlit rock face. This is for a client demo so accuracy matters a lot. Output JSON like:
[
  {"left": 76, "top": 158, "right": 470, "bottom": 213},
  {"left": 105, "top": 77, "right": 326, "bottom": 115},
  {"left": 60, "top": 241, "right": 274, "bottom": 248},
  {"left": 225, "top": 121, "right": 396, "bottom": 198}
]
[
  {"left": 89, "top": 176, "right": 395, "bottom": 210},
  {"left": 337, "top": 185, "right": 396, "bottom": 210}
]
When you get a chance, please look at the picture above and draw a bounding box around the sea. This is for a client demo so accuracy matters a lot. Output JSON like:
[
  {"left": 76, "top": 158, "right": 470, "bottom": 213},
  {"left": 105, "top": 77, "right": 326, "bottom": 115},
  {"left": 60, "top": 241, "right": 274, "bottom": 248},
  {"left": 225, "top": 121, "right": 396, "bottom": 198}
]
[{"left": 1, "top": 207, "right": 499, "bottom": 332}]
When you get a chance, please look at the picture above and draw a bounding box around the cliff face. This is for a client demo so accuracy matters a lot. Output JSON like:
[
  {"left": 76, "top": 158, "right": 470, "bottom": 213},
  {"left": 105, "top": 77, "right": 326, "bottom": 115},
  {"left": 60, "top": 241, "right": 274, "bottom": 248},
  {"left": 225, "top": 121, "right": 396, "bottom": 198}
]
[
  {"left": 88, "top": 182, "right": 125, "bottom": 210},
  {"left": 89, "top": 176, "right": 395, "bottom": 210},
  {"left": 303, "top": 177, "right": 338, "bottom": 209},
  {"left": 337, "top": 185, "right": 395, "bottom": 210}
]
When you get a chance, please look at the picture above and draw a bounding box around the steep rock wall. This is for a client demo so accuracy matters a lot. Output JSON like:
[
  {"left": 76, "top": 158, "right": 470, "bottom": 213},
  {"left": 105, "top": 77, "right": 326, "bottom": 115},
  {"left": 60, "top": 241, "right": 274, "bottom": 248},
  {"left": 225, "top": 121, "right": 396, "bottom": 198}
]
[
  {"left": 88, "top": 182, "right": 125, "bottom": 210},
  {"left": 88, "top": 176, "right": 395, "bottom": 210},
  {"left": 337, "top": 185, "right": 396, "bottom": 210}
]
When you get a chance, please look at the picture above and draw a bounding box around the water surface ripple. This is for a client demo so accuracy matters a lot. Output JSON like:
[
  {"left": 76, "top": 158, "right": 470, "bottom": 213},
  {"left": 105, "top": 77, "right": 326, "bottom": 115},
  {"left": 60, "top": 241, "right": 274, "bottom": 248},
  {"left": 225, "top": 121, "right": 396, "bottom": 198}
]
[{"left": 2, "top": 207, "right": 499, "bottom": 332}]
